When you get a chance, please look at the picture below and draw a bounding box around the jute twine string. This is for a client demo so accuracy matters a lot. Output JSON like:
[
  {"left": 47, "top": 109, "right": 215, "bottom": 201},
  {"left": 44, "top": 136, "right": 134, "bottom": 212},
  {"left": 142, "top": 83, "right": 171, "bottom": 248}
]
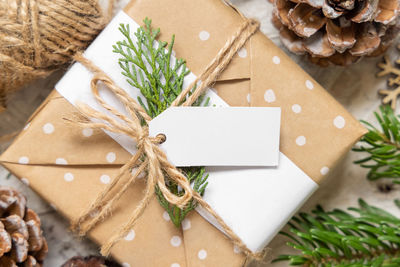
[
  {"left": 0, "top": 0, "right": 115, "bottom": 110},
  {"left": 70, "top": 18, "right": 262, "bottom": 259},
  {"left": 172, "top": 18, "right": 259, "bottom": 107}
]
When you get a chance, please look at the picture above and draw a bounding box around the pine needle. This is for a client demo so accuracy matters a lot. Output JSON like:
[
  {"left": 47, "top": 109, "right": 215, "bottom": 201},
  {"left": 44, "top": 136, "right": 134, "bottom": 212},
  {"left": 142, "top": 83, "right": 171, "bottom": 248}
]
[
  {"left": 353, "top": 105, "right": 400, "bottom": 183},
  {"left": 275, "top": 199, "right": 400, "bottom": 266}
]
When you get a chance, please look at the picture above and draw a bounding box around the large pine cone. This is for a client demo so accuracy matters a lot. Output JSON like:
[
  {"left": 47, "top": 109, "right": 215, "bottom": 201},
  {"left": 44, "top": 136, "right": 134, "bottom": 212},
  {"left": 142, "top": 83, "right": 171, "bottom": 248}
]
[
  {"left": 0, "top": 187, "right": 47, "bottom": 266},
  {"left": 271, "top": 0, "right": 400, "bottom": 66}
]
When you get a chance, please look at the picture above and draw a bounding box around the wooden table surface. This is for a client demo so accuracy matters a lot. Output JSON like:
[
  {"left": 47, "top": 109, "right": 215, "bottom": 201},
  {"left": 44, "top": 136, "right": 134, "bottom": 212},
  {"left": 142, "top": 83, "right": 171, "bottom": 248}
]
[{"left": 0, "top": 0, "right": 399, "bottom": 266}]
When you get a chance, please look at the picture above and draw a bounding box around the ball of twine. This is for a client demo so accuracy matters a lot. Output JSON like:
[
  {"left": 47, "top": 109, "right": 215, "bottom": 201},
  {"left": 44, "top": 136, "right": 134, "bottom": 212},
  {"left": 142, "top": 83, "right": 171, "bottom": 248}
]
[{"left": 0, "top": 0, "right": 114, "bottom": 111}]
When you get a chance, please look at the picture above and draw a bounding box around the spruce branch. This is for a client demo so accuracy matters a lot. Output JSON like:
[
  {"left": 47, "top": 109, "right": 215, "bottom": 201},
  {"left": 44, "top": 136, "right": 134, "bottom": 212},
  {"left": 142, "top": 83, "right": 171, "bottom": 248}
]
[
  {"left": 274, "top": 199, "right": 400, "bottom": 266},
  {"left": 112, "top": 19, "right": 208, "bottom": 227},
  {"left": 353, "top": 105, "right": 400, "bottom": 183}
]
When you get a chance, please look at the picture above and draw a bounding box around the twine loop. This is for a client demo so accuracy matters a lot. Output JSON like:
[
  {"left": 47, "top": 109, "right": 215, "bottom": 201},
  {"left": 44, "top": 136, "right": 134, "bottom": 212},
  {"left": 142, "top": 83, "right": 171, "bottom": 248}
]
[
  {"left": 71, "top": 16, "right": 261, "bottom": 258},
  {"left": 70, "top": 67, "right": 194, "bottom": 224}
]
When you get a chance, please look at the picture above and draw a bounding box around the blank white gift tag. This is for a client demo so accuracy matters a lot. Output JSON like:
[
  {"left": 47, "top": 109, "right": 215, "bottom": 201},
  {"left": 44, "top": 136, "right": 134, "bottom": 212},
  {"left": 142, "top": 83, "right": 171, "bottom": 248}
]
[{"left": 149, "top": 107, "right": 281, "bottom": 167}]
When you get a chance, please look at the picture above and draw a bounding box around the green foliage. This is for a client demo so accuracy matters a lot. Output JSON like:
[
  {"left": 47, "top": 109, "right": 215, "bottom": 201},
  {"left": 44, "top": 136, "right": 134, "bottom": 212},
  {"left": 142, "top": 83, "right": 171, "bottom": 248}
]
[
  {"left": 274, "top": 199, "right": 400, "bottom": 267},
  {"left": 113, "top": 19, "right": 208, "bottom": 227},
  {"left": 156, "top": 167, "right": 208, "bottom": 227},
  {"left": 353, "top": 105, "right": 400, "bottom": 183}
]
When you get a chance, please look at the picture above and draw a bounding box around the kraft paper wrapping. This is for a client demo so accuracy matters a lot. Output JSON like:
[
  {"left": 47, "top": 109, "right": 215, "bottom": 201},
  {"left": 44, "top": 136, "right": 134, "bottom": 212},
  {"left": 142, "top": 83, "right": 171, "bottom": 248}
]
[{"left": 0, "top": 0, "right": 367, "bottom": 266}]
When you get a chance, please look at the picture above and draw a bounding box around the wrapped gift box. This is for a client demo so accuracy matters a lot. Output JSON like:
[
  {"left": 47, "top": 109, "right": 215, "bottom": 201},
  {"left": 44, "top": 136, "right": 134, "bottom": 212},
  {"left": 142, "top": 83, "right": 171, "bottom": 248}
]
[{"left": 0, "top": 0, "right": 366, "bottom": 266}]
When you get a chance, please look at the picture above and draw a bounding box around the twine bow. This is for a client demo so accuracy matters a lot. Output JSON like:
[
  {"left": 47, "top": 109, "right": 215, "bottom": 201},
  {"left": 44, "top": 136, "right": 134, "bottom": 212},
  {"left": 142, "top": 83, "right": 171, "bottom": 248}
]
[{"left": 71, "top": 16, "right": 261, "bottom": 258}]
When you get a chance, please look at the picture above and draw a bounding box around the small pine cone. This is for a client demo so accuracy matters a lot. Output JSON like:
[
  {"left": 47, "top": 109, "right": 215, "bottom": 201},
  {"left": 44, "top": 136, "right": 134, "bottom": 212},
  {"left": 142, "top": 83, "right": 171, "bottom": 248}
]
[
  {"left": 271, "top": 0, "right": 400, "bottom": 66},
  {"left": 0, "top": 187, "right": 47, "bottom": 266},
  {"left": 61, "top": 256, "right": 122, "bottom": 267}
]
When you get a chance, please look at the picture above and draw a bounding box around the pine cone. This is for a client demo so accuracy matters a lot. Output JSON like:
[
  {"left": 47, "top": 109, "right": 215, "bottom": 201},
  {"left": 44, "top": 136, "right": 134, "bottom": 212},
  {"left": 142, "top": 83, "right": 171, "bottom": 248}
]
[
  {"left": 271, "top": 0, "right": 400, "bottom": 66},
  {"left": 0, "top": 187, "right": 47, "bottom": 266},
  {"left": 61, "top": 256, "right": 122, "bottom": 267}
]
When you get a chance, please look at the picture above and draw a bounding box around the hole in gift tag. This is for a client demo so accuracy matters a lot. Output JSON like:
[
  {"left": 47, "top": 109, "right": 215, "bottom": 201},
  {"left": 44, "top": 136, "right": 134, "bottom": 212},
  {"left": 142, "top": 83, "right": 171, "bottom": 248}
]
[{"left": 156, "top": 133, "right": 166, "bottom": 144}]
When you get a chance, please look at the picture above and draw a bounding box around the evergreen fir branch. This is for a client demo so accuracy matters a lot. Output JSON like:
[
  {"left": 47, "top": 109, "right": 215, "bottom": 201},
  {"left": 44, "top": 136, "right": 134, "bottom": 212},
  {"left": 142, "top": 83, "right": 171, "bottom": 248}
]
[
  {"left": 274, "top": 199, "right": 400, "bottom": 266},
  {"left": 353, "top": 105, "right": 400, "bottom": 183},
  {"left": 112, "top": 19, "right": 208, "bottom": 227}
]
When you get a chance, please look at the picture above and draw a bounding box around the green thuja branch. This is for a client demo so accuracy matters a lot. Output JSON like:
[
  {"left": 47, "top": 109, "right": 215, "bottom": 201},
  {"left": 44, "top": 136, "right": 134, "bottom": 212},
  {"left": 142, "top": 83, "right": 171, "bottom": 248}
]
[
  {"left": 112, "top": 19, "right": 208, "bottom": 227},
  {"left": 274, "top": 199, "right": 400, "bottom": 266},
  {"left": 353, "top": 105, "right": 400, "bottom": 183},
  {"left": 156, "top": 167, "right": 208, "bottom": 226}
]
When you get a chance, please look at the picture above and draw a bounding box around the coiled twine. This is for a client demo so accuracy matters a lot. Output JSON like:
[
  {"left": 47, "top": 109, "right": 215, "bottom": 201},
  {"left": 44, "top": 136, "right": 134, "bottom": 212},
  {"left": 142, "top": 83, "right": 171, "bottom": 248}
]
[{"left": 0, "top": 0, "right": 111, "bottom": 110}]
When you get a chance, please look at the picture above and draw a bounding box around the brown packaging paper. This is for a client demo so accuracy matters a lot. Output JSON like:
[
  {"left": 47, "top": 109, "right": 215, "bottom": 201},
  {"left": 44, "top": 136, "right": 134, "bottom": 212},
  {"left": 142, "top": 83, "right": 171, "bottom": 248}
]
[{"left": 0, "top": 0, "right": 367, "bottom": 266}]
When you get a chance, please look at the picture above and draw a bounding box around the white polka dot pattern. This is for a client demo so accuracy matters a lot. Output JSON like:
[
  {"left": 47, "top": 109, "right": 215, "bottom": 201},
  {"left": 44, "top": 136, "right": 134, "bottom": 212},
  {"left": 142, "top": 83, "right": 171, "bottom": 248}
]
[
  {"left": 131, "top": 167, "right": 145, "bottom": 179},
  {"left": 264, "top": 89, "right": 276, "bottom": 103},
  {"left": 100, "top": 175, "right": 111, "bottom": 184},
  {"left": 291, "top": 104, "right": 301, "bottom": 113},
  {"left": 305, "top": 80, "right": 314, "bottom": 90},
  {"left": 163, "top": 211, "right": 170, "bottom": 221},
  {"left": 21, "top": 178, "right": 29, "bottom": 186},
  {"left": 124, "top": 230, "right": 135, "bottom": 241},
  {"left": 333, "top": 116, "right": 346, "bottom": 129},
  {"left": 18, "top": 156, "right": 29, "bottom": 164},
  {"left": 198, "top": 249, "right": 207, "bottom": 260},
  {"left": 246, "top": 93, "right": 251, "bottom": 104},
  {"left": 296, "top": 136, "right": 306, "bottom": 146},
  {"left": 320, "top": 167, "right": 330, "bottom": 175},
  {"left": 82, "top": 128, "right": 93, "bottom": 137},
  {"left": 55, "top": 158, "right": 68, "bottom": 165},
  {"left": 199, "top": 31, "right": 210, "bottom": 41},
  {"left": 43, "top": 123, "right": 55, "bottom": 134},
  {"left": 122, "top": 263, "right": 131, "bottom": 267},
  {"left": 182, "top": 219, "right": 191, "bottom": 231},
  {"left": 106, "top": 152, "right": 116, "bottom": 163},
  {"left": 170, "top": 236, "right": 182, "bottom": 247},
  {"left": 64, "top": 173, "right": 74, "bottom": 182},
  {"left": 272, "top": 56, "right": 280, "bottom": 64},
  {"left": 171, "top": 263, "right": 180, "bottom": 267},
  {"left": 238, "top": 47, "right": 247, "bottom": 58}
]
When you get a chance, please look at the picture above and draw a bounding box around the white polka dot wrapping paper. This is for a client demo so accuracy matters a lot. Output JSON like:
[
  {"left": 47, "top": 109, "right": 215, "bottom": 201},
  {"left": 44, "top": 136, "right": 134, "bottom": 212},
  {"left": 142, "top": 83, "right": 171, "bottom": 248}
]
[{"left": 0, "top": 0, "right": 367, "bottom": 266}]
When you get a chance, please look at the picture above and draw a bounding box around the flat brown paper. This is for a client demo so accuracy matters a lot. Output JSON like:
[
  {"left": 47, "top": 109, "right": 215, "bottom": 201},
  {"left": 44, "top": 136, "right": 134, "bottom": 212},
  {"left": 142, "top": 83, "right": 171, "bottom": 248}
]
[{"left": 0, "top": 0, "right": 366, "bottom": 266}]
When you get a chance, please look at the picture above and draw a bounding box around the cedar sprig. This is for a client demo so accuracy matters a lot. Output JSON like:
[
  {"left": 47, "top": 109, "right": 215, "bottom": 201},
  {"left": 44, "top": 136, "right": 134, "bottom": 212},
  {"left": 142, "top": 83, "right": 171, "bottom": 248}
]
[
  {"left": 353, "top": 105, "right": 400, "bottom": 183},
  {"left": 274, "top": 199, "right": 400, "bottom": 266},
  {"left": 112, "top": 19, "right": 208, "bottom": 227},
  {"left": 156, "top": 167, "right": 208, "bottom": 227}
]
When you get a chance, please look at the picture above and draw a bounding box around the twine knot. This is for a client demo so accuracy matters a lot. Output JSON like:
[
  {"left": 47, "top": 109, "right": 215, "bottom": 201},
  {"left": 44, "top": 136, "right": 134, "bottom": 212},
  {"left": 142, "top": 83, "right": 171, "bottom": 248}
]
[
  {"left": 70, "top": 67, "right": 194, "bottom": 236},
  {"left": 71, "top": 14, "right": 261, "bottom": 258}
]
